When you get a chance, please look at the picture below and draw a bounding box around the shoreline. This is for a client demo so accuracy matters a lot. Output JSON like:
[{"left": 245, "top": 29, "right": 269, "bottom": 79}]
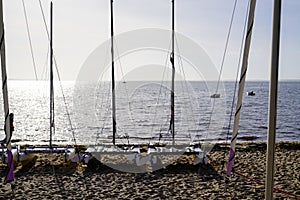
[
  {"left": 1, "top": 141, "right": 299, "bottom": 199},
  {"left": 10, "top": 139, "right": 300, "bottom": 147}
]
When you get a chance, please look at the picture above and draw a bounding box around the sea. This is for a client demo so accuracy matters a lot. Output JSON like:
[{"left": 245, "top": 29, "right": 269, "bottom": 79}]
[{"left": 0, "top": 80, "right": 299, "bottom": 146}]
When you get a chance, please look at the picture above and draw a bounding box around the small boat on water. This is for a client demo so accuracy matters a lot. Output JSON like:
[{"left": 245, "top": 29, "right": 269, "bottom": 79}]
[
  {"left": 210, "top": 93, "right": 220, "bottom": 98},
  {"left": 247, "top": 91, "right": 255, "bottom": 96}
]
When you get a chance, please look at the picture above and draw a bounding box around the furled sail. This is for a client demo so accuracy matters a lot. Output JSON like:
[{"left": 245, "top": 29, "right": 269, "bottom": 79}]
[
  {"left": 227, "top": 0, "right": 257, "bottom": 176},
  {"left": 0, "top": 0, "right": 14, "bottom": 183}
]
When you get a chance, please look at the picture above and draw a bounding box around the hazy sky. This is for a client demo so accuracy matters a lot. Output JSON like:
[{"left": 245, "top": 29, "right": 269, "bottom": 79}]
[{"left": 2, "top": 0, "right": 300, "bottom": 81}]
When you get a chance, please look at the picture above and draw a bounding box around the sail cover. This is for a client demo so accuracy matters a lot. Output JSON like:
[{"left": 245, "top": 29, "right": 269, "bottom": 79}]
[
  {"left": 5, "top": 150, "right": 14, "bottom": 182},
  {"left": 226, "top": 0, "right": 256, "bottom": 176}
]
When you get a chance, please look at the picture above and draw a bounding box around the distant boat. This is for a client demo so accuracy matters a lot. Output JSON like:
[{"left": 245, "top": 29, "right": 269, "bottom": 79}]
[
  {"left": 247, "top": 91, "right": 255, "bottom": 96},
  {"left": 210, "top": 93, "right": 220, "bottom": 98}
]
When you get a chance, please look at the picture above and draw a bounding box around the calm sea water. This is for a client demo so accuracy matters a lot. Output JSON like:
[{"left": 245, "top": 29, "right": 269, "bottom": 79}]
[{"left": 0, "top": 80, "right": 299, "bottom": 145}]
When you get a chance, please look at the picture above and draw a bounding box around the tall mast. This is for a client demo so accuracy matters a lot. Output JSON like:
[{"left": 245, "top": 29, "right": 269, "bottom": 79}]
[
  {"left": 110, "top": 0, "right": 116, "bottom": 145},
  {"left": 49, "top": 2, "right": 54, "bottom": 149},
  {"left": 265, "top": 0, "right": 281, "bottom": 199},
  {"left": 170, "top": 0, "right": 175, "bottom": 145},
  {"left": 226, "top": 0, "right": 256, "bottom": 176},
  {"left": 0, "top": 0, "right": 14, "bottom": 182},
  {"left": 0, "top": 0, "right": 10, "bottom": 150}
]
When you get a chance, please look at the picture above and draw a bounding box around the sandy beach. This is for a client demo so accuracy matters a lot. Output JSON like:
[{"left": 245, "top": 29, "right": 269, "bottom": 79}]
[{"left": 1, "top": 142, "right": 299, "bottom": 199}]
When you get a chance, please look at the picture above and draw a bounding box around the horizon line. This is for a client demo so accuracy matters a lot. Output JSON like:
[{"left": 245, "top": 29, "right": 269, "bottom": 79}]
[{"left": 6, "top": 78, "right": 300, "bottom": 82}]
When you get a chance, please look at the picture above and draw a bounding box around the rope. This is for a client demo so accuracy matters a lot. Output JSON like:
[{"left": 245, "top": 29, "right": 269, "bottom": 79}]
[
  {"left": 22, "top": 0, "right": 38, "bottom": 80},
  {"left": 234, "top": 170, "right": 300, "bottom": 199}
]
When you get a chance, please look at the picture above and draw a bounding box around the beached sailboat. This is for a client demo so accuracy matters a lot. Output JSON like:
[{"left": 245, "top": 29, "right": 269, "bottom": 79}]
[
  {"left": 109, "top": 0, "right": 176, "bottom": 147},
  {"left": 83, "top": 0, "right": 210, "bottom": 171},
  {"left": 18, "top": 2, "right": 74, "bottom": 155}
]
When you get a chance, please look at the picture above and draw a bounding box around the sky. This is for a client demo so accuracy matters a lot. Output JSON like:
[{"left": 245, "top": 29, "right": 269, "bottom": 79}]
[{"left": 2, "top": 0, "right": 300, "bottom": 81}]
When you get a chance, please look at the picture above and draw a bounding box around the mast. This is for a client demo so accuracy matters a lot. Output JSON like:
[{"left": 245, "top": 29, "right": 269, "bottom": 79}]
[
  {"left": 265, "top": 0, "right": 281, "bottom": 199},
  {"left": 0, "top": 0, "right": 10, "bottom": 150},
  {"left": 110, "top": 0, "right": 116, "bottom": 145},
  {"left": 170, "top": 0, "right": 175, "bottom": 145},
  {"left": 49, "top": 2, "right": 54, "bottom": 149},
  {"left": 226, "top": 0, "right": 256, "bottom": 176},
  {"left": 0, "top": 0, "right": 14, "bottom": 182}
]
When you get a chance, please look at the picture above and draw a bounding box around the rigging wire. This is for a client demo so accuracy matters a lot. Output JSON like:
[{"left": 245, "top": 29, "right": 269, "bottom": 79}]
[
  {"left": 96, "top": 94, "right": 113, "bottom": 144},
  {"left": 114, "top": 41, "right": 127, "bottom": 84},
  {"left": 22, "top": 0, "right": 38, "bottom": 80},
  {"left": 93, "top": 47, "right": 128, "bottom": 146},
  {"left": 175, "top": 36, "right": 199, "bottom": 144},
  {"left": 223, "top": 0, "right": 250, "bottom": 170},
  {"left": 94, "top": 48, "right": 111, "bottom": 143},
  {"left": 21, "top": 0, "right": 50, "bottom": 138},
  {"left": 38, "top": 0, "right": 50, "bottom": 38},
  {"left": 206, "top": 0, "right": 238, "bottom": 142},
  {"left": 214, "top": 0, "right": 238, "bottom": 95},
  {"left": 54, "top": 66, "right": 76, "bottom": 144},
  {"left": 149, "top": 39, "right": 172, "bottom": 144},
  {"left": 225, "top": 1, "right": 250, "bottom": 147},
  {"left": 95, "top": 81, "right": 113, "bottom": 145},
  {"left": 155, "top": 61, "right": 170, "bottom": 138},
  {"left": 38, "top": 1, "right": 77, "bottom": 146},
  {"left": 114, "top": 40, "right": 137, "bottom": 144},
  {"left": 41, "top": 45, "right": 50, "bottom": 80}
]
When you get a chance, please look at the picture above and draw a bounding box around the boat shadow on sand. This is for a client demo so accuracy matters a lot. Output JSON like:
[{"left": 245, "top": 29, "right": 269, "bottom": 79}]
[
  {"left": 82, "top": 154, "right": 223, "bottom": 182},
  {"left": 0, "top": 154, "right": 223, "bottom": 198},
  {"left": 11, "top": 154, "right": 78, "bottom": 177},
  {"left": 6, "top": 153, "right": 222, "bottom": 179}
]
